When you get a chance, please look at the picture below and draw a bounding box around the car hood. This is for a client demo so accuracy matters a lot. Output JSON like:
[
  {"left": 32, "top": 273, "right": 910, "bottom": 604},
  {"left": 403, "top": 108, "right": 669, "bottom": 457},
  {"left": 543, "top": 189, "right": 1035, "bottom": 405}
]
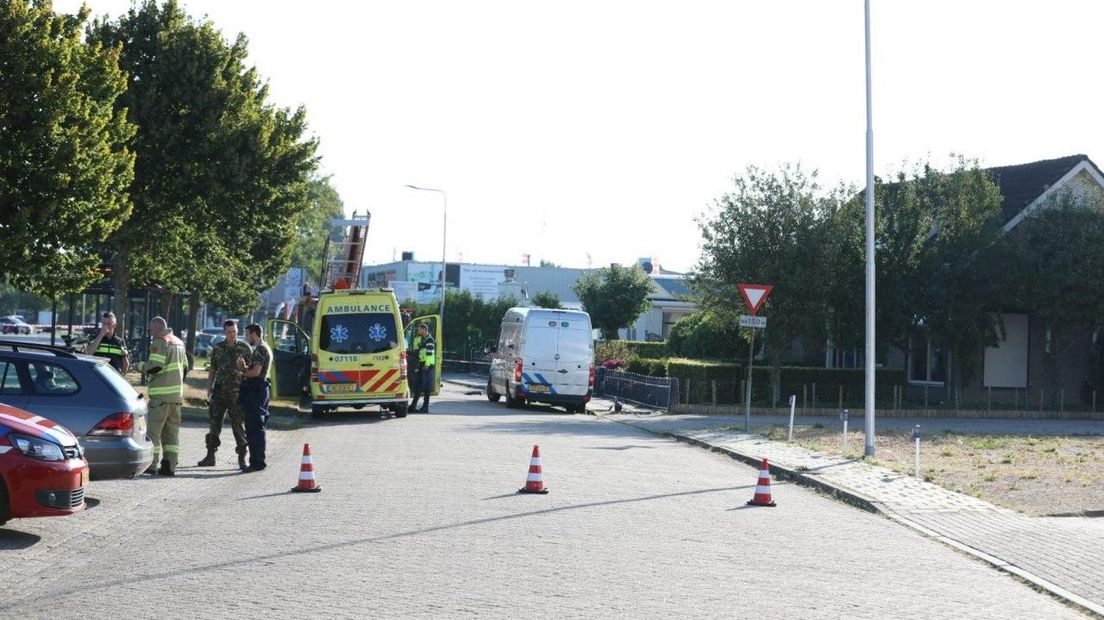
[{"left": 0, "top": 404, "right": 79, "bottom": 447}]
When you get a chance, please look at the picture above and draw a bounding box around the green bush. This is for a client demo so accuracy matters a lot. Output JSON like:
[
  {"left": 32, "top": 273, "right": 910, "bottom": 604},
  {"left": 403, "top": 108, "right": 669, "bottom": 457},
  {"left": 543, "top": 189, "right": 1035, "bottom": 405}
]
[
  {"left": 666, "top": 311, "right": 744, "bottom": 360},
  {"left": 596, "top": 340, "right": 667, "bottom": 363},
  {"left": 624, "top": 357, "right": 669, "bottom": 376},
  {"left": 667, "top": 358, "right": 742, "bottom": 403}
]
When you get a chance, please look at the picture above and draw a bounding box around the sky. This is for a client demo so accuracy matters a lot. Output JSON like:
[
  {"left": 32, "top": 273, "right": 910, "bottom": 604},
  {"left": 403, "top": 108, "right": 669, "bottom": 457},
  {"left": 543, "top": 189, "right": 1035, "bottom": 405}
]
[{"left": 55, "top": 0, "right": 1104, "bottom": 272}]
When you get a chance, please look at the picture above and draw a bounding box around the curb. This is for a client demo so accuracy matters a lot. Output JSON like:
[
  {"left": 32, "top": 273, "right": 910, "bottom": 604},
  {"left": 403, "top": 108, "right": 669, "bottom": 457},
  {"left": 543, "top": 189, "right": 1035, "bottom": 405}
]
[{"left": 601, "top": 414, "right": 1104, "bottom": 618}]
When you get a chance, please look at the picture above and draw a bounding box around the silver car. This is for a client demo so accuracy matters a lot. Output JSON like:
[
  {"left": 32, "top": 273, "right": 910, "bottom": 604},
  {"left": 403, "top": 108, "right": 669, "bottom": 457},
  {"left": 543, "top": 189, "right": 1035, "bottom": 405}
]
[{"left": 0, "top": 341, "right": 153, "bottom": 479}]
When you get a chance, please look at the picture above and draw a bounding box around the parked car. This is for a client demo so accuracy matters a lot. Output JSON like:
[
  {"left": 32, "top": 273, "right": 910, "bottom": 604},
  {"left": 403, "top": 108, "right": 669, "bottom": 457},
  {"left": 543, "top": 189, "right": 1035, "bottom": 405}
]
[
  {"left": 194, "top": 333, "right": 215, "bottom": 357},
  {"left": 1, "top": 316, "right": 34, "bottom": 335},
  {"left": 0, "top": 341, "right": 153, "bottom": 479},
  {"left": 0, "top": 402, "right": 89, "bottom": 526}
]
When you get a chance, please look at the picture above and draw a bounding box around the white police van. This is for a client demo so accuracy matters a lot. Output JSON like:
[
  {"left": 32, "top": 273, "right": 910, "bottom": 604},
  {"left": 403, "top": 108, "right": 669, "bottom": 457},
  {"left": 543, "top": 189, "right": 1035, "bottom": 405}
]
[{"left": 487, "top": 307, "right": 594, "bottom": 413}]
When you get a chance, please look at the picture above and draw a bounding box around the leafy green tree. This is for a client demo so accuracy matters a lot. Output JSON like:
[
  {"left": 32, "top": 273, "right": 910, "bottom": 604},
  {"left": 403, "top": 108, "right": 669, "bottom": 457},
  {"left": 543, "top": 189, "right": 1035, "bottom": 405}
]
[
  {"left": 89, "top": 0, "right": 318, "bottom": 339},
  {"left": 413, "top": 290, "right": 516, "bottom": 356},
  {"left": 666, "top": 310, "right": 745, "bottom": 360},
  {"left": 531, "top": 291, "right": 562, "bottom": 309},
  {"left": 995, "top": 192, "right": 1104, "bottom": 394},
  {"left": 694, "top": 164, "right": 840, "bottom": 403},
  {"left": 572, "top": 264, "right": 653, "bottom": 340},
  {"left": 0, "top": 1, "right": 135, "bottom": 296},
  {"left": 289, "top": 175, "right": 346, "bottom": 283}
]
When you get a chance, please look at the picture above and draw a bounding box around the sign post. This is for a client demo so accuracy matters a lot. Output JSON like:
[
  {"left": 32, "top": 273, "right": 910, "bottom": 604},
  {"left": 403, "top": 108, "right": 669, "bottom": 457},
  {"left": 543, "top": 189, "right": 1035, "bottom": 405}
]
[{"left": 738, "top": 284, "right": 773, "bottom": 432}]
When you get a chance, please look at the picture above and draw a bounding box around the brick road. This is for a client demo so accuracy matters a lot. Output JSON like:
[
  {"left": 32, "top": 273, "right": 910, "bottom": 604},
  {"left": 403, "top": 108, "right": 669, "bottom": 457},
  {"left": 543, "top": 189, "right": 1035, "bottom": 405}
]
[{"left": 0, "top": 385, "right": 1083, "bottom": 618}]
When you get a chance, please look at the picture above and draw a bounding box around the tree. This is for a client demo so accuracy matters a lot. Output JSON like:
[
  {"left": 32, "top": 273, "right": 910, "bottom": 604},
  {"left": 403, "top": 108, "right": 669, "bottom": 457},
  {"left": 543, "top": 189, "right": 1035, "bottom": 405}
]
[
  {"left": 89, "top": 0, "right": 318, "bottom": 341},
  {"left": 0, "top": 1, "right": 135, "bottom": 296},
  {"left": 572, "top": 264, "right": 653, "bottom": 340},
  {"left": 289, "top": 175, "right": 345, "bottom": 283},
  {"left": 666, "top": 310, "right": 745, "bottom": 360},
  {"left": 995, "top": 192, "right": 1104, "bottom": 394},
  {"left": 827, "top": 159, "right": 1005, "bottom": 389},
  {"left": 531, "top": 291, "right": 562, "bottom": 309},
  {"left": 694, "top": 164, "right": 840, "bottom": 404},
  {"left": 413, "top": 290, "right": 516, "bottom": 356},
  {"left": 538, "top": 259, "right": 560, "bottom": 268}
]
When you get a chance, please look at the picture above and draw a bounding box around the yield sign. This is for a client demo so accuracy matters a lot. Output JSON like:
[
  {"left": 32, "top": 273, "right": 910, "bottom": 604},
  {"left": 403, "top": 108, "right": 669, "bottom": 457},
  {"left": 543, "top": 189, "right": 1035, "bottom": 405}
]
[{"left": 738, "top": 284, "right": 773, "bottom": 316}]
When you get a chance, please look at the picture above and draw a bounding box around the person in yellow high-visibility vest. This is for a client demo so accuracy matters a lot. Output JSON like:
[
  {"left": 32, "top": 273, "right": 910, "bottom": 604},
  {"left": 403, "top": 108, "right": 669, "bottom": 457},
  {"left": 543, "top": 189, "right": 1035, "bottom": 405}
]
[{"left": 143, "top": 316, "right": 187, "bottom": 476}]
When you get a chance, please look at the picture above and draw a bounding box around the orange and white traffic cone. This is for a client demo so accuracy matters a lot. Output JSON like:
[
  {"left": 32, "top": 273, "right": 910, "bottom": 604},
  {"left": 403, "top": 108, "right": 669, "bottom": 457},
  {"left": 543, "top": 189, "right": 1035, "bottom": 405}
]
[
  {"left": 291, "top": 443, "right": 322, "bottom": 493},
  {"left": 747, "top": 457, "right": 776, "bottom": 507},
  {"left": 517, "top": 445, "right": 549, "bottom": 494}
]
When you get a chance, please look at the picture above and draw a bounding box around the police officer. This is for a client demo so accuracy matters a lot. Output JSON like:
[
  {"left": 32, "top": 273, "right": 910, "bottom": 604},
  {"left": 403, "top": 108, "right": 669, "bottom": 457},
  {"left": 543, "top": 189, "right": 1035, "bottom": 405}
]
[
  {"left": 237, "top": 323, "right": 272, "bottom": 472},
  {"left": 197, "top": 320, "right": 252, "bottom": 470},
  {"left": 86, "top": 312, "right": 129, "bottom": 374},
  {"left": 144, "top": 316, "right": 186, "bottom": 476},
  {"left": 409, "top": 323, "right": 436, "bottom": 413}
]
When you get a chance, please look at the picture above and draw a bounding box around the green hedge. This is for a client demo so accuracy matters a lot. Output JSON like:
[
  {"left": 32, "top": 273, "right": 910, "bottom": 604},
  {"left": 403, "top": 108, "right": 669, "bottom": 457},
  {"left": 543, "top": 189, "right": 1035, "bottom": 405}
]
[
  {"left": 596, "top": 340, "right": 667, "bottom": 362},
  {"left": 667, "top": 358, "right": 742, "bottom": 403},
  {"left": 626, "top": 356, "right": 669, "bottom": 376}
]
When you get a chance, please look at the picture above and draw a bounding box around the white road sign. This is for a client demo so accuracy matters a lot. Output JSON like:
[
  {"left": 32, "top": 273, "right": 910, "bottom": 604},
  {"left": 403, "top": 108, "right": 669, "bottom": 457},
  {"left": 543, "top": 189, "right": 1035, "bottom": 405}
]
[{"left": 739, "top": 315, "right": 767, "bottom": 329}]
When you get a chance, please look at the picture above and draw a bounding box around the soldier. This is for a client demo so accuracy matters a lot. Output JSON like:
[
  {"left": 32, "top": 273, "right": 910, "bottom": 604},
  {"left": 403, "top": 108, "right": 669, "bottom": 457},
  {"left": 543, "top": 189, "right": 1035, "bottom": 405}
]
[
  {"left": 197, "top": 320, "right": 252, "bottom": 470},
  {"left": 143, "top": 316, "right": 186, "bottom": 476},
  {"left": 409, "top": 323, "right": 436, "bottom": 413},
  {"left": 237, "top": 323, "right": 273, "bottom": 472}
]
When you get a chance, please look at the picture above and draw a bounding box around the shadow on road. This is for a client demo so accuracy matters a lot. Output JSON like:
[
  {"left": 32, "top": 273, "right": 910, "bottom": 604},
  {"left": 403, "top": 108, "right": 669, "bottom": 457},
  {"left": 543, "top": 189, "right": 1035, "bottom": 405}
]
[
  {"left": 0, "top": 483, "right": 755, "bottom": 606},
  {"left": 0, "top": 529, "right": 41, "bottom": 550}
]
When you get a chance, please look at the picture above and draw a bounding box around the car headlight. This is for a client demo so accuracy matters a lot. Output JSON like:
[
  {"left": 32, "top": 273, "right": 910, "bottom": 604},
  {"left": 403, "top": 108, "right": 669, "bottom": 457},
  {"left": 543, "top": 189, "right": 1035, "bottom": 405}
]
[{"left": 9, "top": 433, "right": 66, "bottom": 462}]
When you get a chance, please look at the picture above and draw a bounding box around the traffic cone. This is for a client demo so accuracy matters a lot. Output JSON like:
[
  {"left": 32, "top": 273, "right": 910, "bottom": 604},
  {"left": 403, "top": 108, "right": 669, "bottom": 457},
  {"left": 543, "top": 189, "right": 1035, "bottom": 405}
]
[
  {"left": 747, "top": 457, "right": 776, "bottom": 507},
  {"left": 517, "top": 445, "right": 549, "bottom": 494},
  {"left": 291, "top": 443, "right": 322, "bottom": 493}
]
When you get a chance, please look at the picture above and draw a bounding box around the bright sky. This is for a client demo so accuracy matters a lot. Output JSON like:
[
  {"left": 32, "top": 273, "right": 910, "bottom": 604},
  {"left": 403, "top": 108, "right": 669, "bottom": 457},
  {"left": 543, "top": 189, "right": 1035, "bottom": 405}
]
[{"left": 56, "top": 0, "right": 1104, "bottom": 272}]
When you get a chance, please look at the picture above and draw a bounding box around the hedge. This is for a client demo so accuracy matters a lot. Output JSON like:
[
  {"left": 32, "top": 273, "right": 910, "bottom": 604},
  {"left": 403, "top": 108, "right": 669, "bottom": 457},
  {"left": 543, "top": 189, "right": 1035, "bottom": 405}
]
[
  {"left": 596, "top": 340, "right": 668, "bottom": 363},
  {"left": 626, "top": 356, "right": 669, "bottom": 377},
  {"left": 667, "top": 358, "right": 742, "bottom": 403}
]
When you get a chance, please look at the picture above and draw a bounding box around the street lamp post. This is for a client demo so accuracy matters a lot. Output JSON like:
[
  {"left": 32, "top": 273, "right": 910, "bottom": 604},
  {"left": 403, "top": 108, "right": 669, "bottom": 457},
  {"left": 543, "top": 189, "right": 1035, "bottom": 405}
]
[
  {"left": 863, "top": 0, "right": 877, "bottom": 458},
  {"left": 403, "top": 185, "right": 448, "bottom": 322}
]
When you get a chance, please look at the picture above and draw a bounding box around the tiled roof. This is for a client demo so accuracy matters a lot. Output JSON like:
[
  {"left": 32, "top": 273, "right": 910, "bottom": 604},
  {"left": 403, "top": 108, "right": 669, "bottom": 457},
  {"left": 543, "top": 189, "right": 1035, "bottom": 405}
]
[{"left": 985, "top": 154, "right": 1099, "bottom": 223}]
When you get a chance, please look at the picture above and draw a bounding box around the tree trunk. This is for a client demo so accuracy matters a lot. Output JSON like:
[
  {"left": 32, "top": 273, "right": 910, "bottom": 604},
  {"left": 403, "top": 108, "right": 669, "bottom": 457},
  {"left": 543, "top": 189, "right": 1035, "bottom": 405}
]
[
  {"left": 160, "top": 292, "right": 174, "bottom": 321},
  {"left": 186, "top": 291, "right": 200, "bottom": 359}
]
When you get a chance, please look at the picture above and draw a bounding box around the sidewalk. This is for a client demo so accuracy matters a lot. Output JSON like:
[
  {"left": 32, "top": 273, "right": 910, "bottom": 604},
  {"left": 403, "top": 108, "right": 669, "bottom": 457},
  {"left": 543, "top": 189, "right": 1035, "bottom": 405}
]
[{"left": 605, "top": 413, "right": 1104, "bottom": 617}]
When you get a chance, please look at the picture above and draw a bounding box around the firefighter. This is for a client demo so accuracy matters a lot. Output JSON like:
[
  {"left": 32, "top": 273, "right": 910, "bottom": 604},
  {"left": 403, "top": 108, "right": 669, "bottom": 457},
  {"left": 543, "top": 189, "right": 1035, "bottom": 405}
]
[
  {"left": 409, "top": 323, "right": 435, "bottom": 413},
  {"left": 143, "top": 316, "right": 186, "bottom": 476}
]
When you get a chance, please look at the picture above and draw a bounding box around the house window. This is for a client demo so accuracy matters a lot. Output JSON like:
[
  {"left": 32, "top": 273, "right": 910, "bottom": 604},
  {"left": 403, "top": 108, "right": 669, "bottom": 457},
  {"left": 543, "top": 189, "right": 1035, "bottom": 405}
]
[{"left": 908, "top": 332, "right": 946, "bottom": 385}]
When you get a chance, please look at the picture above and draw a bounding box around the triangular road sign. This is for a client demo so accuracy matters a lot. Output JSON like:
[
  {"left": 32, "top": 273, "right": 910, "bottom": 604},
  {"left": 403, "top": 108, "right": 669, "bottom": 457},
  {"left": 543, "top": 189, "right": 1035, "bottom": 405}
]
[{"left": 738, "top": 284, "right": 773, "bottom": 316}]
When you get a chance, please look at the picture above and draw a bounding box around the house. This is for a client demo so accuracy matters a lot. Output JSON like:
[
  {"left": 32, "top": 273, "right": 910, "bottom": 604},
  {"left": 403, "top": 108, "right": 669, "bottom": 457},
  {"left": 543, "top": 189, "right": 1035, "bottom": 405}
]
[{"left": 827, "top": 154, "right": 1104, "bottom": 404}]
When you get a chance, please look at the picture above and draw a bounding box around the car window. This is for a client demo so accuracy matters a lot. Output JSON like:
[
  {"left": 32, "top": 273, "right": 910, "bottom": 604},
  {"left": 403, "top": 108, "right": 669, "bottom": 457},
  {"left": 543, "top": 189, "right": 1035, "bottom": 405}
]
[
  {"left": 0, "top": 361, "right": 25, "bottom": 395},
  {"left": 95, "top": 362, "right": 138, "bottom": 399},
  {"left": 272, "top": 323, "right": 309, "bottom": 355},
  {"left": 319, "top": 313, "right": 398, "bottom": 354},
  {"left": 26, "top": 362, "right": 80, "bottom": 396}
]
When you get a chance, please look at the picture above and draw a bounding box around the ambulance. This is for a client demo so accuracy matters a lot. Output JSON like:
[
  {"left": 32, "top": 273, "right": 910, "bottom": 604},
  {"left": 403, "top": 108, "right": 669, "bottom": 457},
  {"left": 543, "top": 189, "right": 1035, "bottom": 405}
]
[{"left": 268, "top": 288, "right": 441, "bottom": 418}]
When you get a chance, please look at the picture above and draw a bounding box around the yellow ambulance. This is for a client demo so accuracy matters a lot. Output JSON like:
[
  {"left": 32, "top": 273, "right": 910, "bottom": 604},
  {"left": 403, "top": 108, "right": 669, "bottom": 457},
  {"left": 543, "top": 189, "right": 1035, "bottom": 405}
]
[{"left": 268, "top": 288, "right": 441, "bottom": 418}]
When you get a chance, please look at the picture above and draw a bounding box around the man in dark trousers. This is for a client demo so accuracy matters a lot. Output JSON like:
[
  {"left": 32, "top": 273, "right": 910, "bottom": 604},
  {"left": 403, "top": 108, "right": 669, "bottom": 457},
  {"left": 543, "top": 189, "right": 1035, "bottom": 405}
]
[
  {"left": 86, "top": 312, "right": 129, "bottom": 374},
  {"left": 409, "top": 323, "right": 436, "bottom": 413},
  {"left": 237, "top": 324, "right": 272, "bottom": 472}
]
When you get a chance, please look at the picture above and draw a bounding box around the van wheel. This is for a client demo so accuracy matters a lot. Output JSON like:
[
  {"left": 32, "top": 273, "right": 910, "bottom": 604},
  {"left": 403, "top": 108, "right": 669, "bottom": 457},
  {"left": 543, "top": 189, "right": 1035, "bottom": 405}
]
[
  {"left": 505, "top": 388, "right": 524, "bottom": 409},
  {"left": 394, "top": 402, "right": 408, "bottom": 418},
  {"left": 310, "top": 405, "right": 327, "bottom": 419},
  {"left": 486, "top": 379, "right": 501, "bottom": 403}
]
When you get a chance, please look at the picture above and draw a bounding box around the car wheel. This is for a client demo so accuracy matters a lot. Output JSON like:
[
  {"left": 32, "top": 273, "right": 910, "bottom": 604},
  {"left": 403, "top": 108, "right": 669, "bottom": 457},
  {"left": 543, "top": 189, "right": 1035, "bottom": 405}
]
[
  {"left": 505, "top": 387, "right": 524, "bottom": 409},
  {"left": 486, "top": 379, "right": 501, "bottom": 403},
  {"left": 310, "top": 405, "right": 327, "bottom": 419},
  {"left": 394, "top": 402, "right": 408, "bottom": 418}
]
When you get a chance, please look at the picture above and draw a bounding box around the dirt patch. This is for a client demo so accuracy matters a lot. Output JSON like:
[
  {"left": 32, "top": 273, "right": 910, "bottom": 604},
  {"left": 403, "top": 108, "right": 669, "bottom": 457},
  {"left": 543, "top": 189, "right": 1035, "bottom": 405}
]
[{"left": 752, "top": 424, "right": 1104, "bottom": 516}]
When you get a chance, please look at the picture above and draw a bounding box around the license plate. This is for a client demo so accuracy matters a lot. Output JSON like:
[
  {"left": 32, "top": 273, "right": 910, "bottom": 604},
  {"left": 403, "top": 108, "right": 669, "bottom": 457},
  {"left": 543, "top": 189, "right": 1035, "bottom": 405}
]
[
  {"left": 80, "top": 468, "right": 89, "bottom": 486},
  {"left": 327, "top": 384, "right": 356, "bottom": 394},
  {"left": 136, "top": 415, "right": 147, "bottom": 436},
  {"left": 528, "top": 384, "right": 550, "bottom": 393}
]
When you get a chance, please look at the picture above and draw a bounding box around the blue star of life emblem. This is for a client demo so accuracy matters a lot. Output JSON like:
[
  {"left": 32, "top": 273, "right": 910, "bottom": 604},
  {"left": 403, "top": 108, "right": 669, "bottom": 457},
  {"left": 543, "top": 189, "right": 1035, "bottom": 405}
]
[
  {"left": 368, "top": 323, "right": 387, "bottom": 342},
  {"left": 330, "top": 324, "right": 349, "bottom": 343}
]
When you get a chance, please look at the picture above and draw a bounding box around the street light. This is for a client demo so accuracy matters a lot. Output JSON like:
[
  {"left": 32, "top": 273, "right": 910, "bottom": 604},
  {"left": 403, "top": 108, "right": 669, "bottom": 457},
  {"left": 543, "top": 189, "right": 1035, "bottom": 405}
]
[
  {"left": 863, "top": 0, "right": 877, "bottom": 458},
  {"left": 403, "top": 185, "right": 448, "bottom": 323}
]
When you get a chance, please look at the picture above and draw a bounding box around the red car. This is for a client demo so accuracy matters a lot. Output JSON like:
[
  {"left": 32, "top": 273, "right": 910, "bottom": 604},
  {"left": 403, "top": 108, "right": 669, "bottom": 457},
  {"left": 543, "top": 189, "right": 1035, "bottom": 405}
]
[{"left": 0, "top": 403, "right": 88, "bottom": 525}]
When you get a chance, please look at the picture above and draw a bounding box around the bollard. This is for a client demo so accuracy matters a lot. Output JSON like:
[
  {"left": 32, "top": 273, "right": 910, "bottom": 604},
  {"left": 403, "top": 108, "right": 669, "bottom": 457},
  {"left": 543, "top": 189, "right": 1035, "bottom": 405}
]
[
  {"left": 912, "top": 425, "right": 921, "bottom": 478},
  {"left": 788, "top": 395, "right": 796, "bottom": 441},
  {"left": 840, "top": 409, "right": 849, "bottom": 454}
]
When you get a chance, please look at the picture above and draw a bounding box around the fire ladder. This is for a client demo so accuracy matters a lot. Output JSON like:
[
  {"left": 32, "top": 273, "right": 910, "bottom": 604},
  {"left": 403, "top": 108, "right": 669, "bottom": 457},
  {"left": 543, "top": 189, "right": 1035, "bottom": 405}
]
[{"left": 320, "top": 211, "right": 372, "bottom": 291}]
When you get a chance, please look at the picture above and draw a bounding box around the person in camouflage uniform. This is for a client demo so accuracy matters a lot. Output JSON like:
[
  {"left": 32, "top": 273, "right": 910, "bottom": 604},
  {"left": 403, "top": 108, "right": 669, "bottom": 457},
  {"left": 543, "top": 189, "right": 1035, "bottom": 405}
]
[{"left": 197, "top": 320, "right": 253, "bottom": 470}]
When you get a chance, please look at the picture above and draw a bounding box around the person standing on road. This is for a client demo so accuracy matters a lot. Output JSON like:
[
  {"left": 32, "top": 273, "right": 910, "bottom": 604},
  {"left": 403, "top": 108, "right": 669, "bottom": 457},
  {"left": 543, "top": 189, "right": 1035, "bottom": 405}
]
[
  {"left": 143, "top": 316, "right": 186, "bottom": 476},
  {"left": 197, "top": 320, "right": 252, "bottom": 471},
  {"left": 410, "top": 323, "right": 436, "bottom": 413},
  {"left": 86, "top": 312, "right": 129, "bottom": 374},
  {"left": 237, "top": 324, "right": 272, "bottom": 472}
]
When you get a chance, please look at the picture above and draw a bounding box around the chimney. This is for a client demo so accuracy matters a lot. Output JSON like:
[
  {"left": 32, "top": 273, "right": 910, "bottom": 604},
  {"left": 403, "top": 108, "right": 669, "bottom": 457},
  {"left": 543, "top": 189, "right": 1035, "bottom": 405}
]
[{"left": 401, "top": 251, "right": 414, "bottom": 262}]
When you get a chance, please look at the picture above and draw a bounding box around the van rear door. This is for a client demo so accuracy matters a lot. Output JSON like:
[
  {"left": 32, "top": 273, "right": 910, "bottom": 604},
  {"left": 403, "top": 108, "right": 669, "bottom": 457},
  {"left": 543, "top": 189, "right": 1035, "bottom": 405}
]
[
  {"left": 553, "top": 317, "right": 593, "bottom": 395},
  {"left": 317, "top": 310, "right": 401, "bottom": 398},
  {"left": 522, "top": 318, "right": 560, "bottom": 396}
]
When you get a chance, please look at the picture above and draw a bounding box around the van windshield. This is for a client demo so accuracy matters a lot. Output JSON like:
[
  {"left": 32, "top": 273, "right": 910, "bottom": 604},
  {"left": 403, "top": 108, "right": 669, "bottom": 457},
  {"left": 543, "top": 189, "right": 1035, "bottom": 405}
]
[{"left": 320, "top": 314, "right": 398, "bottom": 354}]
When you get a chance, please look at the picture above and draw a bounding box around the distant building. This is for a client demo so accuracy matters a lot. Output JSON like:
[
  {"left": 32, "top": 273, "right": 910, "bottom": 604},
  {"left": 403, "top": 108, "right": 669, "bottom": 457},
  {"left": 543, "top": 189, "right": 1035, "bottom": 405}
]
[{"left": 359, "top": 256, "right": 695, "bottom": 340}]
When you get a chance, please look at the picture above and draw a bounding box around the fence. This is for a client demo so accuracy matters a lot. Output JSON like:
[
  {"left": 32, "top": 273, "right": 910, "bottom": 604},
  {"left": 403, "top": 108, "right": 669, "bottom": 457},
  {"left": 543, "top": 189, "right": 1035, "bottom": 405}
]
[{"left": 598, "top": 369, "right": 674, "bottom": 411}]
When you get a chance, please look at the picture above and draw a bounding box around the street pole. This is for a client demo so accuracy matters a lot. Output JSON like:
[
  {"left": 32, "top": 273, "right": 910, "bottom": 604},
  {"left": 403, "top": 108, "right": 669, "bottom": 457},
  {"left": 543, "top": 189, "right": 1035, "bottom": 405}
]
[
  {"left": 745, "top": 328, "right": 754, "bottom": 432},
  {"left": 403, "top": 185, "right": 448, "bottom": 323},
  {"left": 863, "top": 0, "right": 877, "bottom": 458}
]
